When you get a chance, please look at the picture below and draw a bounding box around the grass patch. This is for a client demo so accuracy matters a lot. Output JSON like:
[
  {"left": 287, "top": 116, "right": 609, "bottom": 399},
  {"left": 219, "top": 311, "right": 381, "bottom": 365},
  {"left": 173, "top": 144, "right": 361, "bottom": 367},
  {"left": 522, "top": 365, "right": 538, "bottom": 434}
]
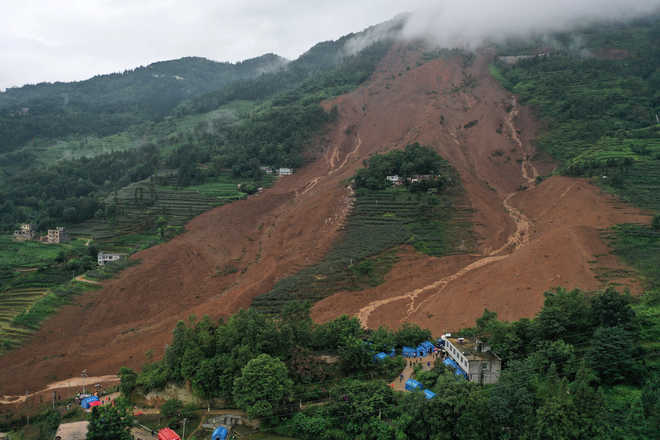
[
  {"left": 0, "top": 236, "right": 66, "bottom": 268},
  {"left": 488, "top": 64, "right": 512, "bottom": 90},
  {"left": 605, "top": 224, "right": 660, "bottom": 288}
]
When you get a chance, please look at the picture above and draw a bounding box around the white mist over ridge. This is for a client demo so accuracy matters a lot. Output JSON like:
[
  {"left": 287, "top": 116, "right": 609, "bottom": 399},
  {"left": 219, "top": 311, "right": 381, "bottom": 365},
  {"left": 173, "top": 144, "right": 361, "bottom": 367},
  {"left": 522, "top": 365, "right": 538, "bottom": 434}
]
[{"left": 346, "top": 0, "right": 660, "bottom": 53}]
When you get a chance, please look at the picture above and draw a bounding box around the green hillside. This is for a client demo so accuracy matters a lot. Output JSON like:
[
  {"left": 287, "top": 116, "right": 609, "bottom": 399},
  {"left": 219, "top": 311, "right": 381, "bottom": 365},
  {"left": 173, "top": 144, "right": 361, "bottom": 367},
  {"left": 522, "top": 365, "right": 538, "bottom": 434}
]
[
  {"left": 493, "top": 15, "right": 660, "bottom": 211},
  {"left": 0, "top": 54, "right": 287, "bottom": 155}
]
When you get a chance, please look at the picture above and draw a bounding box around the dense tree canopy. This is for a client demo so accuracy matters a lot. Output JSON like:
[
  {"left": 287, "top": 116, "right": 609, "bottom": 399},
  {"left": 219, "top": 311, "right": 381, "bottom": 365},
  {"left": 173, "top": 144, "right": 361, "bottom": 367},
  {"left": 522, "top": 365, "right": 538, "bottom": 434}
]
[
  {"left": 233, "top": 354, "right": 294, "bottom": 419},
  {"left": 354, "top": 143, "right": 451, "bottom": 191}
]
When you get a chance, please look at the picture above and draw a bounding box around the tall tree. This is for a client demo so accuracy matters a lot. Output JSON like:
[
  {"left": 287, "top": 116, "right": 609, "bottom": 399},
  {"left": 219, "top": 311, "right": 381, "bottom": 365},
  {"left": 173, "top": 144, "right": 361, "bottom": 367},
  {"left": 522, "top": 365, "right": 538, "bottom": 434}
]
[
  {"left": 86, "top": 404, "right": 132, "bottom": 440},
  {"left": 233, "top": 354, "right": 293, "bottom": 420}
]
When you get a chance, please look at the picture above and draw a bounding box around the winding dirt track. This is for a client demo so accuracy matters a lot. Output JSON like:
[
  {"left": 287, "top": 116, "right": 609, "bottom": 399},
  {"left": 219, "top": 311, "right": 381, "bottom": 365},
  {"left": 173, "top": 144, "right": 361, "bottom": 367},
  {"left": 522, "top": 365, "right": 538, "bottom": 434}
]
[{"left": 0, "top": 45, "right": 650, "bottom": 398}]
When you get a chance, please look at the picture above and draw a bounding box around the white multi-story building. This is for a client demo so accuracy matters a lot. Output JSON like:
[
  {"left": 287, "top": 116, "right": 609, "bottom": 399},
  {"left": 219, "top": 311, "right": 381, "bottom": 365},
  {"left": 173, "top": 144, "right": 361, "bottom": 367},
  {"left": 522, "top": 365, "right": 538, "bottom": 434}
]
[
  {"left": 278, "top": 168, "right": 293, "bottom": 176},
  {"left": 442, "top": 335, "right": 502, "bottom": 384}
]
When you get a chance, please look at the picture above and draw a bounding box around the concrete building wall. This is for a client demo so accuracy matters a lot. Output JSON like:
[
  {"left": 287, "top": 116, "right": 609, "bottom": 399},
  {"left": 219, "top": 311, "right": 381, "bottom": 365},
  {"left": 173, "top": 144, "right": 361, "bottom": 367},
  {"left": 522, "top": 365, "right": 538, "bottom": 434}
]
[{"left": 467, "top": 358, "right": 501, "bottom": 385}]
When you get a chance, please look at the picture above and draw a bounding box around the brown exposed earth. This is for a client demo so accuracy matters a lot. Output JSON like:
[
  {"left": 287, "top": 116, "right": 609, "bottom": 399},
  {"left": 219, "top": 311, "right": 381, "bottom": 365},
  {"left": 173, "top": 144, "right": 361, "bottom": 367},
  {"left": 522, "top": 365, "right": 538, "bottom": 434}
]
[{"left": 0, "top": 44, "right": 650, "bottom": 397}]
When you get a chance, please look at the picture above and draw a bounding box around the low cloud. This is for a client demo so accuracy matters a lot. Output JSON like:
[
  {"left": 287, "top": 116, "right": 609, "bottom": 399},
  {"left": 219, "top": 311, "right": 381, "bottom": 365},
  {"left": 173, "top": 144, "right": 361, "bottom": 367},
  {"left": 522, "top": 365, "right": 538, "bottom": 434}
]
[{"left": 400, "top": 0, "right": 660, "bottom": 50}]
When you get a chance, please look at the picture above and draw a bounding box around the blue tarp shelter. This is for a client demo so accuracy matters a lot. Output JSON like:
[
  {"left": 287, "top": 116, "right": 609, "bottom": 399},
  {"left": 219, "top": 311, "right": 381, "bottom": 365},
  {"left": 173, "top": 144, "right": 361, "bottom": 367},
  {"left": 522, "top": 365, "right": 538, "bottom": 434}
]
[
  {"left": 436, "top": 338, "right": 445, "bottom": 347},
  {"left": 80, "top": 396, "right": 99, "bottom": 409},
  {"left": 402, "top": 346, "right": 416, "bottom": 357},
  {"left": 389, "top": 347, "right": 396, "bottom": 357},
  {"left": 417, "top": 341, "right": 435, "bottom": 356},
  {"left": 405, "top": 379, "right": 424, "bottom": 391},
  {"left": 212, "top": 426, "right": 228, "bottom": 440},
  {"left": 423, "top": 389, "right": 436, "bottom": 400},
  {"left": 374, "top": 352, "right": 388, "bottom": 362},
  {"left": 443, "top": 358, "right": 468, "bottom": 379}
]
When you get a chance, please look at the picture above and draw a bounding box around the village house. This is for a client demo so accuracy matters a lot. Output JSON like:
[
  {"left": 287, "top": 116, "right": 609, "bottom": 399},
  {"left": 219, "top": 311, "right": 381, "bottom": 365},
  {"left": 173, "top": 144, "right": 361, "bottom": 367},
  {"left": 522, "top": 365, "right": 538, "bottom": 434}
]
[
  {"left": 13, "top": 223, "right": 35, "bottom": 241},
  {"left": 442, "top": 335, "right": 502, "bottom": 384},
  {"left": 97, "top": 251, "right": 124, "bottom": 266},
  {"left": 386, "top": 175, "right": 402, "bottom": 185},
  {"left": 278, "top": 167, "right": 293, "bottom": 176},
  {"left": 47, "top": 227, "right": 69, "bottom": 244}
]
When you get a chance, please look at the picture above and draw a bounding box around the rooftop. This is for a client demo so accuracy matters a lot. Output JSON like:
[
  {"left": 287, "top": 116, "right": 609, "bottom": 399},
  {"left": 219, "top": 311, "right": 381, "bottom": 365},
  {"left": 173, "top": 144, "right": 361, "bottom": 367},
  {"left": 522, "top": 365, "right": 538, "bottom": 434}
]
[
  {"left": 55, "top": 421, "right": 89, "bottom": 440},
  {"left": 447, "top": 337, "right": 500, "bottom": 362}
]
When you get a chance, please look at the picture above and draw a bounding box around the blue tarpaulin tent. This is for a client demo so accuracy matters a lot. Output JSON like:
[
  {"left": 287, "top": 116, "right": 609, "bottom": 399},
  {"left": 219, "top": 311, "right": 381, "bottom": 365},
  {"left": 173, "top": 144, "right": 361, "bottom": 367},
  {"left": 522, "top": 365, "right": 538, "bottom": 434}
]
[
  {"left": 443, "top": 358, "right": 468, "bottom": 379},
  {"left": 423, "top": 389, "right": 436, "bottom": 400},
  {"left": 81, "top": 396, "right": 99, "bottom": 409},
  {"left": 402, "top": 346, "right": 416, "bottom": 357},
  {"left": 374, "top": 352, "right": 388, "bottom": 361},
  {"left": 405, "top": 379, "right": 424, "bottom": 391},
  {"left": 389, "top": 347, "right": 396, "bottom": 357},
  {"left": 212, "top": 426, "right": 228, "bottom": 440},
  {"left": 436, "top": 338, "right": 445, "bottom": 347},
  {"left": 417, "top": 341, "right": 435, "bottom": 356}
]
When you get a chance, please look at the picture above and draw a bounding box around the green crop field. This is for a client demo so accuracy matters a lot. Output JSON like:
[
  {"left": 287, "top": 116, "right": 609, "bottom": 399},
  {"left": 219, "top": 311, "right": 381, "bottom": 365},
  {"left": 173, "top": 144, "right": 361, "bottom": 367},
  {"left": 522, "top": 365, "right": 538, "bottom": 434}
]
[
  {"left": 0, "top": 257, "right": 89, "bottom": 351},
  {"left": 0, "top": 236, "right": 64, "bottom": 268}
]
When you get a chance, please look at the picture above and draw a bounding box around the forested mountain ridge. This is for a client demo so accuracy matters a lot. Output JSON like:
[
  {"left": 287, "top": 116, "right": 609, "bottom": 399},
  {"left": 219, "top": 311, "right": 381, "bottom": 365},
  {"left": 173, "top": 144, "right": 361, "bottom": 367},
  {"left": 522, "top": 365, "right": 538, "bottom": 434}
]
[
  {"left": 175, "top": 16, "right": 405, "bottom": 115},
  {"left": 0, "top": 54, "right": 288, "bottom": 154},
  {"left": 0, "top": 15, "right": 405, "bottom": 158}
]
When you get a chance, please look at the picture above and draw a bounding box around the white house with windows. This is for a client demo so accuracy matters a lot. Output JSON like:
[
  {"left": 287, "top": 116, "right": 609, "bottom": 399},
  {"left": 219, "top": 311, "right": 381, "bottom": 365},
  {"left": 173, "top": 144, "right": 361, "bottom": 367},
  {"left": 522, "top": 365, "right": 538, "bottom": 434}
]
[
  {"left": 278, "top": 168, "right": 294, "bottom": 176},
  {"left": 97, "top": 251, "right": 124, "bottom": 266},
  {"left": 386, "top": 175, "right": 402, "bottom": 185},
  {"left": 442, "top": 335, "right": 502, "bottom": 384}
]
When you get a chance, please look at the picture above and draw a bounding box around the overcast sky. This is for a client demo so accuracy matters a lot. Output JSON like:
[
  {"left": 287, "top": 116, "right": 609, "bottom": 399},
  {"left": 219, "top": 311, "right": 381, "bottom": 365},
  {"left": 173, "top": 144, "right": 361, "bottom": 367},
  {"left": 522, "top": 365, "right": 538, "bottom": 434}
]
[
  {"left": 2, "top": 0, "right": 659, "bottom": 91},
  {"left": 0, "top": 0, "right": 426, "bottom": 90}
]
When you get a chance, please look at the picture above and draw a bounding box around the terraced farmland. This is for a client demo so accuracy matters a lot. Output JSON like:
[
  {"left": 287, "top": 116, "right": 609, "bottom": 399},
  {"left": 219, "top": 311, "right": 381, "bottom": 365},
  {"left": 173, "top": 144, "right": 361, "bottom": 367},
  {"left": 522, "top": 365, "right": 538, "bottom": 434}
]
[
  {"left": 69, "top": 172, "right": 276, "bottom": 253},
  {"left": 605, "top": 161, "right": 660, "bottom": 212},
  {"left": 0, "top": 237, "right": 77, "bottom": 351},
  {"left": 253, "top": 183, "right": 473, "bottom": 314},
  {"left": 0, "top": 288, "right": 47, "bottom": 350}
]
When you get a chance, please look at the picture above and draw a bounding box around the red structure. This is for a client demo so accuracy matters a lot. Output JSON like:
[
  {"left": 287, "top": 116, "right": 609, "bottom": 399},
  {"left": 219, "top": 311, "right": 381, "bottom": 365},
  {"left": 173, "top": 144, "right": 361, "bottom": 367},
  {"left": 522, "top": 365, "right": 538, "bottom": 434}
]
[{"left": 158, "top": 428, "right": 181, "bottom": 440}]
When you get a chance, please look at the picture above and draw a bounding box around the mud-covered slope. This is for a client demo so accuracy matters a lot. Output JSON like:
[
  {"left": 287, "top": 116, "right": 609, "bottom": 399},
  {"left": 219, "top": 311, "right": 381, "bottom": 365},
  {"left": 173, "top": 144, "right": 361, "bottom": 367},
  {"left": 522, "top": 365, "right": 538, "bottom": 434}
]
[{"left": 0, "top": 45, "right": 649, "bottom": 395}]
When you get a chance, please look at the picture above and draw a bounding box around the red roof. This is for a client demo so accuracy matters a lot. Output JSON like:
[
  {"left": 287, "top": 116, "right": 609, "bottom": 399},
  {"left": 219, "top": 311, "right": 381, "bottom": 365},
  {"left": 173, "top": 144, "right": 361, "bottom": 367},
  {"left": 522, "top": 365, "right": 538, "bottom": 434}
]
[
  {"left": 158, "top": 428, "right": 181, "bottom": 440},
  {"left": 88, "top": 400, "right": 102, "bottom": 407}
]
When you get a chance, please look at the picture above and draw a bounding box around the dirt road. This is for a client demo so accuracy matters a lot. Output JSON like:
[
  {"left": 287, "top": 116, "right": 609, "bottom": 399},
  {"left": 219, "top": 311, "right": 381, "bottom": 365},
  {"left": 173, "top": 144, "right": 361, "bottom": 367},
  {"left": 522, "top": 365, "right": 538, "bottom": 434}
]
[
  {"left": 74, "top": 275, "right": 102, "bottom": 285},
  {"left": 0, "top": 375, "right": 118, "bottom": 405}
]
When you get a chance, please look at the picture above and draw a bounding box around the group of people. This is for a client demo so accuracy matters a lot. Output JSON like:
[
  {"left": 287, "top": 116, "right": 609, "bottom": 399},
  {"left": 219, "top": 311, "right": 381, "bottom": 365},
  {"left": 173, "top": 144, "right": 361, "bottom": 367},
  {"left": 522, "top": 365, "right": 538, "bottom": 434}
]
[{"left": 406, "top": 348, "right": 446, "bottom": 367}]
